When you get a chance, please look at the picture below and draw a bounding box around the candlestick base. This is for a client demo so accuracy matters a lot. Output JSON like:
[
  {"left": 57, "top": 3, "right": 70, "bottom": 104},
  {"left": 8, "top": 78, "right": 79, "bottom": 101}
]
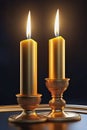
[
  {"left": 45, "top": 78, "right": 81, "bottom": 122},
  {"left": 8, "top": 94, "right": 47, "bottom": 123}
]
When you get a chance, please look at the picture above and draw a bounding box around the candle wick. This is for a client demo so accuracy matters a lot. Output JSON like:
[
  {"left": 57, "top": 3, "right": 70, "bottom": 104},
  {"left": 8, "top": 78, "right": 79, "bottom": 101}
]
[
  {"left": 55, "top": 34, "right": 59, "bottom": 37},
  {"left": 27, "top": 35, "right": 31, "bottom": 39}
]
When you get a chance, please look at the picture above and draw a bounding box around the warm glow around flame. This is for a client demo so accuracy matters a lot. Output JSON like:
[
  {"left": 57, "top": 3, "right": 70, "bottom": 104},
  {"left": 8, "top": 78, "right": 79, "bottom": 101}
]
[
  {"left": 26, "top": 11, "right": 31, "bottom": 39},
  {"left": 54, "top": 9, "right": 59, "bottom": 36}
]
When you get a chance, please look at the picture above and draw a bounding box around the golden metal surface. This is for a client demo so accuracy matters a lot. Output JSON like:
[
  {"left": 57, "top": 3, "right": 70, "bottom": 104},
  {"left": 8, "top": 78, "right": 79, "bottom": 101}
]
[
  {"left": 8, "top": 111, "right": 47, "bottom": 123},
  {"left": 8, "top": 94, "right": 47, "bottom": 123},
  {"left": 0, "top": 104, "right": 87, "bottom": 113},
  {"left": 47, "top": 111, "right": 81, "bottom": 122},
  {"left": 45, "top": 78, "right": 81, "bottom": 121}
]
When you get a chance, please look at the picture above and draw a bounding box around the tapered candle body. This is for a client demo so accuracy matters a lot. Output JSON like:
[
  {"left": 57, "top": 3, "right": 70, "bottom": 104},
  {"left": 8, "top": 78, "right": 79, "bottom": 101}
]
[
  {"left": 49, "top": 36, "right": 65, "bottom": 79},
  {"left": 20, "top": 39, "right": 37, "bottom": 95}
]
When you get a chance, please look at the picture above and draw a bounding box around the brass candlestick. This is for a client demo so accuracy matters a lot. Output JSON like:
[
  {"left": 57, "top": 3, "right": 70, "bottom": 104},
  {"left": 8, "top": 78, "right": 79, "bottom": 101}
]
[
  {"left": 45, "top": 78, "right": 81, "bottom": 121},
  {"left": 8, "top": 94, "right": 47, "bottom": 123}
]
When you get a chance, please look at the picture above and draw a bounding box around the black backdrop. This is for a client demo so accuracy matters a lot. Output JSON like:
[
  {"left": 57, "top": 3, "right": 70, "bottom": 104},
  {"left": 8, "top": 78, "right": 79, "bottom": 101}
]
[{"left": 0, "top": 0, "right": 87, "bottom": 105}]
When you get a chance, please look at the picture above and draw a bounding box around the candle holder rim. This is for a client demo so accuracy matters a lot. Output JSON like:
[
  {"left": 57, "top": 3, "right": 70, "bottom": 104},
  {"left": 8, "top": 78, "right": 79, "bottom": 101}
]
[
  {"left": 16, "top": 94, "right": 42, "bottom": 98},
  {"left": 45, "top": 78, "right": 70, "bottom": 81}
]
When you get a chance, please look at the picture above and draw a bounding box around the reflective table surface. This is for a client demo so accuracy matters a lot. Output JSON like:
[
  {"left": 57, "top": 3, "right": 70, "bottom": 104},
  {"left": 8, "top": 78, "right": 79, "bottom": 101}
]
[{"left": 0, "top": 104, "right": 87, "bottom": 130}]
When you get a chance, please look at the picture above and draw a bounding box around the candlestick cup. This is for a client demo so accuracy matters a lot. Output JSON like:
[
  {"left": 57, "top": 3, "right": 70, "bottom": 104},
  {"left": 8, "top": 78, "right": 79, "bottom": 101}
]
[{"left": 45, "top": 78, "right": 81, "bottom": 121}]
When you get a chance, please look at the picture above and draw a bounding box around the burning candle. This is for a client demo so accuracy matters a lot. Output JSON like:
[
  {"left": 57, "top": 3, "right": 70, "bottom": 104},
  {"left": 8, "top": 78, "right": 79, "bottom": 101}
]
[
  {"left": 49, "top": 9, "right": 65, "bottom": 79},
  {"left": 20, "top": 11, "right": 37, "bottom": 95}
]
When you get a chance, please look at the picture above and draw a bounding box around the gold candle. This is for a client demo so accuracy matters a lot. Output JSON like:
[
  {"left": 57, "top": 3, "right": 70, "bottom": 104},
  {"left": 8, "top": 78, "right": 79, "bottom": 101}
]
[
  {"left": 49, "top": 9, "right": 65, "bottom": 79},
  {"left": 20, "top": 11, "right": 37, "bottom": 95}
]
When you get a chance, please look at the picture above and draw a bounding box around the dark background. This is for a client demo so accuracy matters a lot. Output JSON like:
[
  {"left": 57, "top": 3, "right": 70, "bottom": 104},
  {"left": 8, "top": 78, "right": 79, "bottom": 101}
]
[{"left": 0, "top": 0, "right": 87, "bottom": 105}]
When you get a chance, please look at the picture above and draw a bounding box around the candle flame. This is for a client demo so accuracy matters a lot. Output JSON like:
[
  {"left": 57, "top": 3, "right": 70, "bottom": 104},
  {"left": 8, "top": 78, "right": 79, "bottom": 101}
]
[
  {"left": 54, "top": 9, "right": 59, "bottom": 36},
  {"left": 26, "top": 11, "right": 31, "bottom": 39}
]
